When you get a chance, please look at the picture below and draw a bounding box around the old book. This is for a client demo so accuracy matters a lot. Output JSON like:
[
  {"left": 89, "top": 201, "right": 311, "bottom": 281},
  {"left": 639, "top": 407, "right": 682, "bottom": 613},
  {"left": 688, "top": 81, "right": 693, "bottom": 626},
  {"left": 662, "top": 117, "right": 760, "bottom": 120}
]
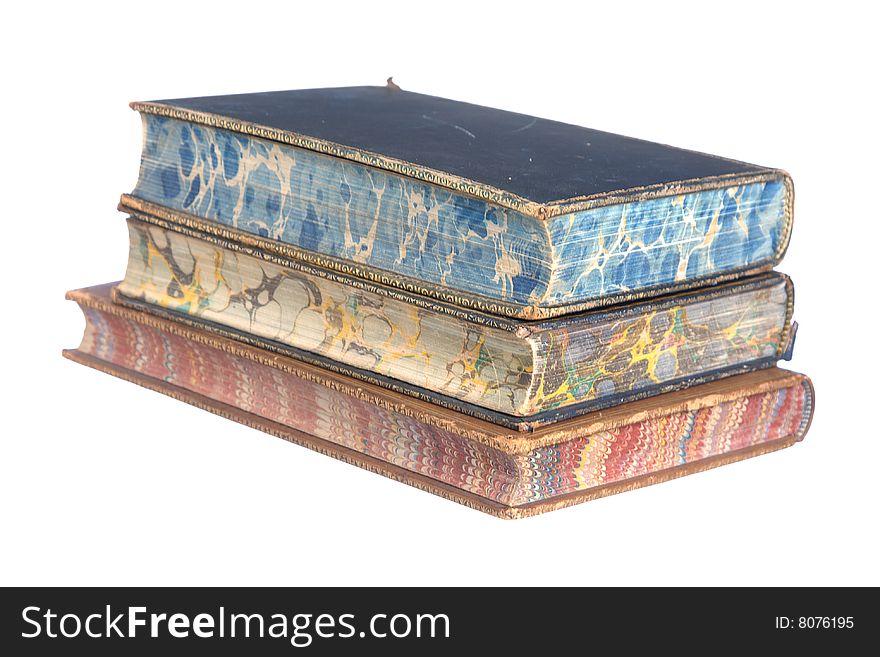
[
  {"left": 123, "top": 86, "right": 793, "bottom": 320},
  {"left": 115, "top": 215, "right": 796, "bottom": 428},
  {"left": 65, "top": 285, "right": 813, "bottom": 518}
]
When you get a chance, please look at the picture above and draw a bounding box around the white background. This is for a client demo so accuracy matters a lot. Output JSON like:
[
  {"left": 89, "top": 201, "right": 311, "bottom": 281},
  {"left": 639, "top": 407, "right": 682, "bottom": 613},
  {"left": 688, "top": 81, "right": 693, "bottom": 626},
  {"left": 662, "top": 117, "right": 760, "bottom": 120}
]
[{"left": 2, "top": 1, "right": 878, "bottom": 586}]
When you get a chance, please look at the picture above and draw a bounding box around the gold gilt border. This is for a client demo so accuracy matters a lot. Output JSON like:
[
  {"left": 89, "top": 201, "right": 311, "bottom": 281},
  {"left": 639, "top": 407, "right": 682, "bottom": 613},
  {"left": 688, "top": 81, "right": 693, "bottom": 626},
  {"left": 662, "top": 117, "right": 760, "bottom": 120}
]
[
  {"left": 132, "top": 101, "right": 793, "bottom": 224},
  {"left": 67, "top": 284, "right": 813, "bottom": 454},
  {"left": 63, "top": 348, "right": 804, "bottom": 519}
]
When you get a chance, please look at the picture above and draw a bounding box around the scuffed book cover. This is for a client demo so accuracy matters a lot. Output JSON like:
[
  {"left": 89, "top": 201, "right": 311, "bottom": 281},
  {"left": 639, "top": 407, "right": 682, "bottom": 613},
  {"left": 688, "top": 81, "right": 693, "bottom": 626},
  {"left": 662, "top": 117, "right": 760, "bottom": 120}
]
[
  {"left": 114, "top": 215, "right": 796, "bottom": 428},
  {"left": 125, "top": 86, "right": 793, "bottom": 319},
  {"left": 66, "top": 284, "right": 813, "bottom": 518}
]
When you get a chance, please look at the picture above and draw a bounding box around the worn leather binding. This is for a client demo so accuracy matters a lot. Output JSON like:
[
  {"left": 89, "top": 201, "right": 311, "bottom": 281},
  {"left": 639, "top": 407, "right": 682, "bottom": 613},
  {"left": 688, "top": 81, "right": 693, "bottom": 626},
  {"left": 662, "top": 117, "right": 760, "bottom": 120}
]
[
  {"left": 130, "top": 87, "right": 783, "bottom": 218},
  {"left": 65, "top": 285, "right": 814, "bottom": 518},
  {"left": 127, "top": 87, "right": 794, "bottom": 319}
]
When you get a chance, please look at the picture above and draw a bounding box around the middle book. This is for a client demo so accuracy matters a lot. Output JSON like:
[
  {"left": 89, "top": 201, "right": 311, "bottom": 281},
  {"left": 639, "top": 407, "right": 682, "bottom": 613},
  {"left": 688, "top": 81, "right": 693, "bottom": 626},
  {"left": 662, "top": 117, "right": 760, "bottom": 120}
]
[{"left": 115, "top": 212, "right": 794, "bottom": 430}]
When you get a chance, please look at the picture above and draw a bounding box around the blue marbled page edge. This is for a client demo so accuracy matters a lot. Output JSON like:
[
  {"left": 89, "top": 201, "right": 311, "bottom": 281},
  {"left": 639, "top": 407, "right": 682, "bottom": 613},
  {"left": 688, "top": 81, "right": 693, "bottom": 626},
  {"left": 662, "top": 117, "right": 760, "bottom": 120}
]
[{"left": 129, "top": 114, "right": 791, "bottom": 317}]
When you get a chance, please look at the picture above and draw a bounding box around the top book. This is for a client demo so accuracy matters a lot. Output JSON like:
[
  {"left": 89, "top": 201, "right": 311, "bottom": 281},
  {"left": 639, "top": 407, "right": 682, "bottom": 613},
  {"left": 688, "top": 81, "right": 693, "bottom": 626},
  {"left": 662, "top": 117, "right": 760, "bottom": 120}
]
[{"left": 124, "top": 86, "right": 792, "bottom": 319}]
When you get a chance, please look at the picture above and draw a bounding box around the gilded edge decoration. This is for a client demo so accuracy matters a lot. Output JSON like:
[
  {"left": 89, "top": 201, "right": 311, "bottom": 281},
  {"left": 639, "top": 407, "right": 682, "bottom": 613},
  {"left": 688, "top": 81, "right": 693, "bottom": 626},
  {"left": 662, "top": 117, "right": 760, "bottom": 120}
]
[
  {"left": 67, "top": 285, "right": 810, "bottom": 455},
  {"left": 119, "top": 194, "right": 780, "bottom": 321},
  {"left": 129, "top": 102, "right": 793, "bottom": 233}
]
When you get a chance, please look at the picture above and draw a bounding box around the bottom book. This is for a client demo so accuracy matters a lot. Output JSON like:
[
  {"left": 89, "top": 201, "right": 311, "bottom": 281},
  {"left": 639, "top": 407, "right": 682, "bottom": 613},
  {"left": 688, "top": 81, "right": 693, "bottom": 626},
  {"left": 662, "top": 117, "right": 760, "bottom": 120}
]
[{"left": 65, "top": 284, "right": 814, "bottom": 518}]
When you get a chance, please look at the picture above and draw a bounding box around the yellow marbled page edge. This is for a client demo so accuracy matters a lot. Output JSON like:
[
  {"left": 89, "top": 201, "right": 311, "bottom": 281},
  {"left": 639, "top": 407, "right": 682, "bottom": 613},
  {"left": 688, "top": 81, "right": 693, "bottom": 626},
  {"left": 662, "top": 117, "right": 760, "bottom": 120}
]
[{"left": 69, "top": 284, "right": 808, "bottom": 453}]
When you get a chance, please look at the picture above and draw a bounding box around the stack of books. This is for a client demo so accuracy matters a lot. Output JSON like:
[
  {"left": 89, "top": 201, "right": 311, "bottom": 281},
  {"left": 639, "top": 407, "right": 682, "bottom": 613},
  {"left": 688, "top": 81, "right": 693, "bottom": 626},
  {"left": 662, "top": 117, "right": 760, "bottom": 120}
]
[{"left": 66, "top": 85, "right": 813, "bottom": 517}]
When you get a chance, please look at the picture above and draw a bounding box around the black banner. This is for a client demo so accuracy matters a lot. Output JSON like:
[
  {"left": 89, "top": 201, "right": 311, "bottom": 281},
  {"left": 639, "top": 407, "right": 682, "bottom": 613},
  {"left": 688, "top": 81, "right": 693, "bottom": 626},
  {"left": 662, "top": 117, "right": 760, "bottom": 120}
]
[{"left": 0, "top": 587, "right": 873, "bottom": 654}]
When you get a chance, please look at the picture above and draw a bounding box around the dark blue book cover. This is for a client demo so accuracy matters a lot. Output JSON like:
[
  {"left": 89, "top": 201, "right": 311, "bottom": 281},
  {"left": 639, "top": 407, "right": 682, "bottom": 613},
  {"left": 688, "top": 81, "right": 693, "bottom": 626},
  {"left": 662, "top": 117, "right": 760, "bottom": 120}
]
[{"left": 125, "top": 86, "right": 792, "bottom": 319}]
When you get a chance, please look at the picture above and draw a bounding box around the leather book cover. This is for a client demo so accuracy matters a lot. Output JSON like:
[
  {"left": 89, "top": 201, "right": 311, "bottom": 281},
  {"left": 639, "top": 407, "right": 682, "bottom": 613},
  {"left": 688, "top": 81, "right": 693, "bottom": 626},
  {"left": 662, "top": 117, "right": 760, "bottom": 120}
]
[{"left": 124, "top": 86, "right": 793, "bottom": 319}]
